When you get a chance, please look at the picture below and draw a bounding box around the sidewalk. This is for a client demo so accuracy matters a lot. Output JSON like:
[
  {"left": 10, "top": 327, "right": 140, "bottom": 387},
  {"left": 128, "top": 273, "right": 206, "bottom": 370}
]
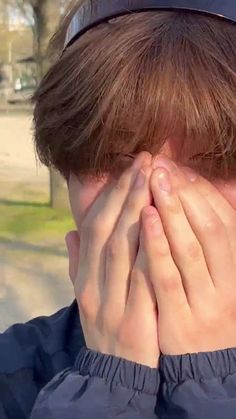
[{"left": 0, "top": 113, "right": 74, "bottom": 331}]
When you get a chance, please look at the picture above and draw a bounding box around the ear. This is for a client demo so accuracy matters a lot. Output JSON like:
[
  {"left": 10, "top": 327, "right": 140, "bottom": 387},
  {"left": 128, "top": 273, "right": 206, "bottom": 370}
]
[{"left": 65, "top": 231, "right": 80, "bottom": 285}]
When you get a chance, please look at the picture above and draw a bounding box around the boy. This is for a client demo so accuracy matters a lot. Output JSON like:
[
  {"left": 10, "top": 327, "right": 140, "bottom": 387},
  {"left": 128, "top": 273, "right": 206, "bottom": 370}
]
[{"left": 1, "top": 1, "right": 236, "bottom": 418}]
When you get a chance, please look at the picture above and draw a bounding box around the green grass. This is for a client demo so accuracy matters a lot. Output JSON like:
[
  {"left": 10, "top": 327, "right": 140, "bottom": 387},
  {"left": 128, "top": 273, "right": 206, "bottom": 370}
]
[{"left": 0, "top": 201, "right": 75, "bottom": 244}]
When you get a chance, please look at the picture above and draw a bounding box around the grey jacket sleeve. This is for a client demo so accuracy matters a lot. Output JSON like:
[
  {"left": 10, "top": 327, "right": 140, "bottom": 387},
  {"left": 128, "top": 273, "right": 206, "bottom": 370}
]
[
  {"left": 159, "top": 347, "right": 236, "bottom": 419},
  {"left": 30, "top": 346, "right": 236, "bottom": 419},
  {"left": 29, "top": 347, "right": 160, "bottom": 419}
]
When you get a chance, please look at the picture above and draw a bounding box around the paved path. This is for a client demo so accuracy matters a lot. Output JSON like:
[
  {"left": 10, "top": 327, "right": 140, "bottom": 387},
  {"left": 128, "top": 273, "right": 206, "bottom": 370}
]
[
  {"left": 0, "top": 113, "right": 74, "bottom": 332},
  {"left": 0, "top": 113, "right": 48, "bottom": 199}
]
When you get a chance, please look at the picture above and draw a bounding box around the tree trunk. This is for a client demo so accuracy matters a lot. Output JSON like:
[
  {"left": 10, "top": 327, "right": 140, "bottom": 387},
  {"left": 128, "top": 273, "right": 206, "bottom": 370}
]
[
  {"left": 49, "top": 168, "right": 68, "bottom": 209},
  {"left": 33, "top": 0, "right": 69, "bottom": 209}
]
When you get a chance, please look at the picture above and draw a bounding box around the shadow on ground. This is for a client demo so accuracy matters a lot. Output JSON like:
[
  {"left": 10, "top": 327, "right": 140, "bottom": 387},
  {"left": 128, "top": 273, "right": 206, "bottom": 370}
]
[
  {"left": 0, "top": 237, "right": 67, "bottom": 257},
  {"left": 0, "top": 199, "right": 50, "bottom": 207}
]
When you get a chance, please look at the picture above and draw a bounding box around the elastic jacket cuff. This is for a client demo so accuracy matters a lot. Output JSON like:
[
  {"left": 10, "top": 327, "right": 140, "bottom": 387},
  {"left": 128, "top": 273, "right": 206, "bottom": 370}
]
[
  {"left": 160, "top": 347, "right": 236, "bottom": 383},
  {"left": 75, "top": 346, "right": 160, "bottom": 395}
]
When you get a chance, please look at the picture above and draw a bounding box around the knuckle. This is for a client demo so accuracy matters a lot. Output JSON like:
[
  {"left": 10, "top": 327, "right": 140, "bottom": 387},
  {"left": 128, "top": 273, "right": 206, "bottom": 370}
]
[
  {"left": 78, "top": 288, "right": 96, "bottom": 320},
  {"left": 106, "top": 236, "right": 120, "bottom": 259},
  {"left": 101, "top": 307, "right": 118, "bottom": 334},
  {"left": 204, "top": 217, "right": 223, "bottom": 235},
  {"left": 92, "top": 217, "right": 112, "bottom": 237},
  {"left": 221, "top": 294, "right": 236, "bottom": 319},
  {"left": 130, "top": 267, "right": 143, "bottom": 282},
  {"left": 225, "top": 213, "right": 236, "bottom": 231},
  {"left": 81, "top": 216, "right": 110, "bottom": 238},
  {"left": 154, "top": 241, "right": 170, "bottom": 257},
  {"left": 160, "top": 274, "right": 181, "bottom": 293},
  {"left": 201, "top": 309, "right": 218, "bottom": 329},
  {"left": 227, "top": 303, "right": 236, "bottom": 321},
  {"left": 116, "top": 324, "right": 132, "bottom": 348},
  {"left": 186, "top": 241, "right": 202, "bottom": 262},
  {"left": 166, "top": 199, "right": 182, "bottom": 215}
]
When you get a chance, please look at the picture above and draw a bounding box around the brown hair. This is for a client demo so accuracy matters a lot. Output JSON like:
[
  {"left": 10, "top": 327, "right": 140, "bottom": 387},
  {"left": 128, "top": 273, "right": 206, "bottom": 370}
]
[{"left": 33, "top": 0, "right": 236, "bottom": 182}]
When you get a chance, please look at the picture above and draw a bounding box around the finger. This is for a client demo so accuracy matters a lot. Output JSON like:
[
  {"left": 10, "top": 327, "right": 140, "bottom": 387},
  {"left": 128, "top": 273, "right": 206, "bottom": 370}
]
[
  {"left": 176, "top": 174, "right": 235, "bottom": 289},
  {"left": 154, "top": 158, "right": 234, "bottom": 289},
  {"left": 65, "top": 231, "right": 80, "bottom": 285},
  {"left": 77, "top": 152, "right": 151, "bottom": 301},
  {"left": 141, "top": 205, "right": 190, "bottom": 315},
  {"left": 104, "top": 163, "right": 153, "bottom": 316},
  {"left": 125, "top": 224, "right": 159, "bottom": 366},
  {"left": 182, "top": 167, "right": 236, "bottom": 268},
  {"left": 84, "top": 151, "right": 151, "bottom": 240},
  {"left": 150, "top": 167, "right": 215, "bottom": 307},
  {"left": 153, "top": 157, "right": 236, "bottom": 287}
]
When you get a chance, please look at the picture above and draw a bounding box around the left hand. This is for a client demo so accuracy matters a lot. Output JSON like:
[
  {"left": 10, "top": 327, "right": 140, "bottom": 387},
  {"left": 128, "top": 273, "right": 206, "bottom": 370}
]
[{"left": 141, "top": 156, "right": 236, "bottom": 355}]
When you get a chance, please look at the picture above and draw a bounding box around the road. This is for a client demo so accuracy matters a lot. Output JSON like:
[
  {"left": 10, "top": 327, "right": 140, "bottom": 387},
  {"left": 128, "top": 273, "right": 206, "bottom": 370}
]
[{"left": 0, "top": 113, "right": 74, "bottom": 331}]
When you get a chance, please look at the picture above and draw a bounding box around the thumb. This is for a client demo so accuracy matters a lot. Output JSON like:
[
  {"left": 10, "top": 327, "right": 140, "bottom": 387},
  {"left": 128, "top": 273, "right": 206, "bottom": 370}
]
[{"left": 65, "top": 231, "right": 80, "bottom": 285}]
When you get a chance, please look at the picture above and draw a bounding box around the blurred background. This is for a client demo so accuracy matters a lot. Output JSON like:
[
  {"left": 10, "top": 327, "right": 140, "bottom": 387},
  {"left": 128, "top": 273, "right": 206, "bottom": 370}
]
[{"left": 0, "top": 0, "right": 75, "bottom": 331}]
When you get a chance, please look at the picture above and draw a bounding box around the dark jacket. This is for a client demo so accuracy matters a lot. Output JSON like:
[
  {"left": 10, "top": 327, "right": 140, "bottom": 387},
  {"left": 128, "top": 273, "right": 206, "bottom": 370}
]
[{"left": 1, "top": 299, "right": 236, "bottom": 418}]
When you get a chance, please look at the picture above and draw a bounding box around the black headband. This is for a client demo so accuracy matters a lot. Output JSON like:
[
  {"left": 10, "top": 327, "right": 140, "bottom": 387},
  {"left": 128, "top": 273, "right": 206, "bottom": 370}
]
[{"left": 64, "top": 0, "right": 236, "bottom": 48}]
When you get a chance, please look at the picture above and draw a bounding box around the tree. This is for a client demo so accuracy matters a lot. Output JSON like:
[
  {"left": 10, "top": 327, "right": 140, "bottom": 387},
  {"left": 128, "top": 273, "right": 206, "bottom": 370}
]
[
  {"left": 2, "top": 0, "right": 70, "bottom": 209},
  {"left": 26, "top": 0, "right": 68, "bottom": 209},
  {"left": 6, "top": 0, "right": 61, "bottom": 80}
]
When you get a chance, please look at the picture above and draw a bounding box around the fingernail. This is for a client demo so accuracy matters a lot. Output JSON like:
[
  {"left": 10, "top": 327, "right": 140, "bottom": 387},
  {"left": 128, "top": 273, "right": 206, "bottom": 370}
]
[
  {"left": 135, "top": 168, "right": 146, "bottom": 188},
  {"left": 155, "top": 169, "right": 171, "bottom": 193},
  {"left": 144, "top": 207, "right": 163, "bottom": 236}
]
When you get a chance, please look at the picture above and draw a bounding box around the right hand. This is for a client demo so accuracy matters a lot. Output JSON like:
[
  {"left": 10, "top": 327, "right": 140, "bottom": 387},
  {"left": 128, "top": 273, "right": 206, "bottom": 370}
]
[{"left": 66, "top": 152, "right": 159, "bottom": 368}]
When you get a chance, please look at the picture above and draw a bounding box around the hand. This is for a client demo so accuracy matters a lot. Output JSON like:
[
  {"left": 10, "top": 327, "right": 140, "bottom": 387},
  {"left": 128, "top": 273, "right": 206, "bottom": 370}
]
[
  {"left": 141, "top": 156, "right": 236, "bottom": 355},
  {"left": 66, "top": 152, "right": 159, "bottom": 368}
]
